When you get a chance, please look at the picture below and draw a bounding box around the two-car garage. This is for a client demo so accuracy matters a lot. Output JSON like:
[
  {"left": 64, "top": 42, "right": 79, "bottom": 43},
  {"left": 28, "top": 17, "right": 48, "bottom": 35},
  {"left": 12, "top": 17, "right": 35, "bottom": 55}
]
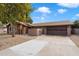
[
  {"left": 31, "top": 21, "right": 72, "bottom": 36},
  {"left": 29, "top": 25, "right": 72, "bottom": 36}
]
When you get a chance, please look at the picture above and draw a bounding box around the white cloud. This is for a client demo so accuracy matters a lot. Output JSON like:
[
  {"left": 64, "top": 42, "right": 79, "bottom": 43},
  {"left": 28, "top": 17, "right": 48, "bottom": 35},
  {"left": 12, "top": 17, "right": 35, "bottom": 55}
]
[
  {"left": 57, "top": 9, "right": 67, "bottom": 14},
  {"left": 58, "top": 3, "right": 79, "bottom": 8},
  {"left": 75, "top": 14, "right": 79, "bottom": 17},
  {"left": 36, "top": 7, "right": 51, "bottom": 13}
]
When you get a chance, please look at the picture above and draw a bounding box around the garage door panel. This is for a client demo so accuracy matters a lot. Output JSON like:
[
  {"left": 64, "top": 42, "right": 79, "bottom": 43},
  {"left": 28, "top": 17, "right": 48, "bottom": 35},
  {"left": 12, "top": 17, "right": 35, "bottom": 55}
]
[{"left": 47, "top": 26, "right": 67, "bottom": 35}]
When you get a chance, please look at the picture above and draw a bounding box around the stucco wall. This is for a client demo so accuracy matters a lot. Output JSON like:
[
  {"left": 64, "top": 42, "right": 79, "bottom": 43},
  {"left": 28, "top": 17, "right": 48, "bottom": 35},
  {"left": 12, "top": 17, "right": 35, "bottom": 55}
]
[
  {"left": 74, "top": 28, "right": 79, "bottom": 35},
  {"left": 28, "top": 28, "right": 42, "bottom": 36}
]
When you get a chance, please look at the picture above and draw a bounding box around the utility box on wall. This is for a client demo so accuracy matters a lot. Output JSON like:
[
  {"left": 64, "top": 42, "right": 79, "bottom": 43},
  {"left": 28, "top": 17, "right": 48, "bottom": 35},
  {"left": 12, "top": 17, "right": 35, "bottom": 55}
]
[{"left": 28, "top": 28, "right": 42, "bottom": 36}]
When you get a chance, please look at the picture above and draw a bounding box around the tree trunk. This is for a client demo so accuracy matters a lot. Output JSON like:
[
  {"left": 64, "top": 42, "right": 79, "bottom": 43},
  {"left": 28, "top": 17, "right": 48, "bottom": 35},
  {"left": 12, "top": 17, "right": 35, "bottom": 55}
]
[{"left": 11, "top": 23, "right": 15, "bottom": 37}]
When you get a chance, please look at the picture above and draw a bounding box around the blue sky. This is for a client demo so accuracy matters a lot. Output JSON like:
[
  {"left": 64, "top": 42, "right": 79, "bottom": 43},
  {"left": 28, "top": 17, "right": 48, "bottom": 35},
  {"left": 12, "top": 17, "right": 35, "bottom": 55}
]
[{"left": 31, "top": 3, "right": 79, "bottom": 23}]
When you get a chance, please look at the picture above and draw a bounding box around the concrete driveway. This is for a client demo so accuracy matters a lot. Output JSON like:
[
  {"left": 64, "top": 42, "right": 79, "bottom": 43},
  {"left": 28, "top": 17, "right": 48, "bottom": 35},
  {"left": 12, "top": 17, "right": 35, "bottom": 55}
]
[{"left": 0, "top": 35, "right": 79, "bottom": 56}]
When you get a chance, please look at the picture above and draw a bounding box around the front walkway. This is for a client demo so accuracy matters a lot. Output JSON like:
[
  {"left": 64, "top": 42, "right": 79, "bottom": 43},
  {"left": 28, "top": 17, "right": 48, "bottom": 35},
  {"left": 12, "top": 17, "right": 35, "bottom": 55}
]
[{"left": 0, "top": 35, "right": 79, "bottom": 56}]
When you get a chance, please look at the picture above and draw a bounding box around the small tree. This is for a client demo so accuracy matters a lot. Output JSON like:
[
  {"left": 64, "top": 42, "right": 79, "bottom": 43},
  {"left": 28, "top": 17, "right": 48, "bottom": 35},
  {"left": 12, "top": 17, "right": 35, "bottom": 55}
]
[{"left": 73, "top": 20, "right": 79, "bottom": 28}]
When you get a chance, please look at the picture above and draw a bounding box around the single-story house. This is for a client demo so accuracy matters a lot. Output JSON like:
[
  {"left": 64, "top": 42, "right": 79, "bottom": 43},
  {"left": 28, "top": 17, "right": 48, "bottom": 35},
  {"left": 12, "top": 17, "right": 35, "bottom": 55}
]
[{"left": 7, "top": 21, "right": 73, "bottom": 36}]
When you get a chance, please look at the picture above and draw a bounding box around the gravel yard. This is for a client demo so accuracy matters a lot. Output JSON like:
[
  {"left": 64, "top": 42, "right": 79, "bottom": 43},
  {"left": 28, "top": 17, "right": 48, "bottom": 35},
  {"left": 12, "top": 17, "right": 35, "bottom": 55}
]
[{"left": 0, "top": 34, "right": 36, "bottom": 51}]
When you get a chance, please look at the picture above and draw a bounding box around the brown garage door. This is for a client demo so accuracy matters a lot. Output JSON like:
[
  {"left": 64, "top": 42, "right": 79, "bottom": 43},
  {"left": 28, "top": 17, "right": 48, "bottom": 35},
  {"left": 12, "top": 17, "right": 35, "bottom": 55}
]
[{"left": 47, "top": 26, "right": 67, "bottom": 35}]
